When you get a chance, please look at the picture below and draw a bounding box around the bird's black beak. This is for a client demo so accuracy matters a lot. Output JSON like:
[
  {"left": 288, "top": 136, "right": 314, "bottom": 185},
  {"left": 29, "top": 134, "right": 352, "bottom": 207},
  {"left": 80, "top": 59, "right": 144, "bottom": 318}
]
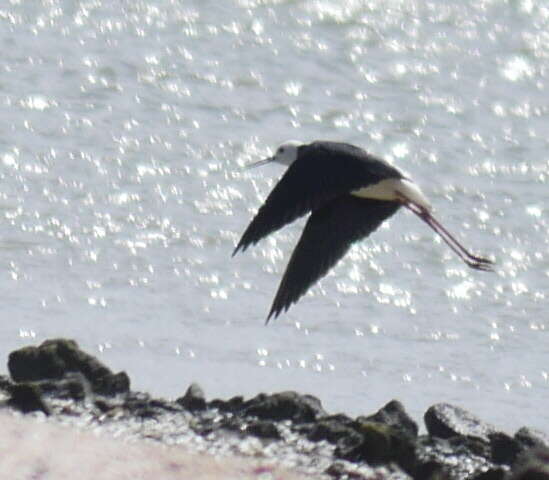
[{"left": 245, "top": 156, "right": 274, "bottom": 169}]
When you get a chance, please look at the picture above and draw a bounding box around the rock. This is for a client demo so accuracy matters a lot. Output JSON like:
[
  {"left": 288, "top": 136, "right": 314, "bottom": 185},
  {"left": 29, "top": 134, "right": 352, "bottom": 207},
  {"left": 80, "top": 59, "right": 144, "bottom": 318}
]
[
  {"left": 510, "top": 446, "right": 549, "bottom": 480},
  {"left": 93, "top": 371, "right": 130, "bottom": 396},
  {"left": 177, "top": 383, "right": 207, "bottom": 412},
  {"left": 325, "top": 461, "right": 376, "bottom": 479},
  {"left": 8, "top": 338, "right": 130, "bottom": 396},
  {"left": 209, "top": 395, "right": 244, "bottom": 413},
  {"left": 471, "top": 469, "right": 507, "bottom": 480},
  {"left": 301, "top": 414, "right": 356, "bottom": 444},
  {"left": 489, "top": 431, "right": 521, "bottom": 465},
  {"left": 335, "top": 420, "right": 416, "bottom": 474},
  {"left": 413, "top": 460, "right": 453, "bottom": 480},
  {"left": 515, "top": 427, "right": 549, "bottom": 450},
  {"left": 362, "top": 400, "right": 418, "bottom": 438},
  {"left": 8, "top": 383, "right": 50, "bottom": 415},
  {"left": 448, "top": 435, "right": 491, "bottom": 459},
  {"left": 245, "top": 420, "right": 281, "bottom": 440},
  {"left": 0, "top": 374, "right": 12, "bottom": 392},
  {"left": 415, "top": 435, "right": 497, "bottom": 480},
  {"left": 123, "top": 392, "right": 180, "bottom": 419},
  {"left": 242, "top": 391, "right": 326, "bottom": 423},
  {"left": 424, "top": 403, "right": 498, "bottom": 441}
]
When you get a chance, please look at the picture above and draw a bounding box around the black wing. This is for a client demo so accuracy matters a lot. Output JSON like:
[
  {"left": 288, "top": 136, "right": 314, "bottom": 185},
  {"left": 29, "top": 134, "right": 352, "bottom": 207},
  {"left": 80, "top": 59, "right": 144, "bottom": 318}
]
[
  {"left": 266, "top": 196, "right": 400, "bottom": 322},
  {"left": 233, "top": 141, "right": 402, "bottom": 255}
]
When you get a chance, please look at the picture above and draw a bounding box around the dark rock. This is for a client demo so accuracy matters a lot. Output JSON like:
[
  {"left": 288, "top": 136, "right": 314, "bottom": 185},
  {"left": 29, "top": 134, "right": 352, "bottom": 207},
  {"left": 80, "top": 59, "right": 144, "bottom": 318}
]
[
  {"left": 94, "top": 398, "right": 113, "bottom": 413},
  {"left": 8, "top": 339, "right": 72, "bottom": 381},
  {"left": 448, "top": 435, "right": 491, "bottom": 459},
  {"left": 324, "top": 462, "right": 348, "bottom": 478},
  {"left": 471, "top": 469, "right": 507, "bottom": 480},
  {"left": 176, "top": 383, "right": 207, "bottom": 412},
  {"left": 489, "top": 431, "right": 521, "bottom": 465},
  {"left": 245, "top": 420, "right": 281, "bottom": 440},
  {"left": 425, "top": 403, "right": 498, "bottom": 441},
  {"left": 242, "top": 391, "right": 325, "bottom": 423},
  {"left": 149, "top": 398, "right": 182, "bottom": 413},
  {"left": 413, "top": 460, "right": 453, "bottom": 480},
  {"left": 8, "top": 339, "right": 130, "bottom": 396},
  {"left": 34, "top": 373, "right": 89, "bottom": 401},
  {"left": 93, "top": 371, "right": 130, "bottom": 396},
  {"left": 123, "top": 392, "right": 164, "bottom": 419},
  {"left": 364, "top": 399, "right": 418, "bottom": 438},
  {"left": 510, "top": 446, "right": 549, "bottom": 480},
  {"left": 325, "top": 461, "right": 369, "bottom": 479},
  {"left": 335, "top": 420, "right": 416, "bottom": 473},
  {"left": 8, "top": 383, "right": 50, "bottom": 415},
  {"left": 301, "top": 414, "right": 356, "bottom": 444},
  {"left": 209, "top": 395, "right": 244, "bottom": 413},
  {"left": 0, "top": 374, "right": 12, "bottom": 392},
  {"left": 415, "top": 434, "right": 497, "bottom": 480},
  {"left": 515, "top": 428, "right": 549, "bottom": 450}
]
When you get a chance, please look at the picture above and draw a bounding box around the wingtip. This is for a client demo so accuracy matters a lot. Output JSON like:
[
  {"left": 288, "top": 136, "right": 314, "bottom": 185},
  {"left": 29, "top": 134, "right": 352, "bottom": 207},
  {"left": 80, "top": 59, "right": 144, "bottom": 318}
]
[
  {"left": 265, "top": 306, "right": 279, "bottom": 325},
  {"left": 232, "top": 243, "right": 245, "bottom": 257},
  {"left": 265, "top": 308, "right": 278, "bottom": 325}
]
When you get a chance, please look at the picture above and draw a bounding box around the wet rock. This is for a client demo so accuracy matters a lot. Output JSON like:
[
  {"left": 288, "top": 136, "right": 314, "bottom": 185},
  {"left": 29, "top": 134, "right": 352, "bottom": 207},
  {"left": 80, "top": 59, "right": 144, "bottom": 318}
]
[
  {"left": 415, "top": 435, "right": 497, "bottom": 480},
  {"left": 515, "top": 427, "right": 549, "bottom": 451},
  {"left": 413, "top": 460, "right": 453, "bottom": 480},
  {"left": 448, "top": 435, "right": 491, "bottom": 459},
  {"left": 325, "top": 462, "right": 351, "bottom": 479},
  {"left": 94, "top": 398, "right": 114, "bottom": 413},
  {"left": 335, "top": 419, "right": 416, "bottom": 473},
  {"left": 363, "top": 400, "right": 418, "bottom": 438},
  {"left": 4, "top": 339, "right": 549, "bottom": 480},
  {"left": 8, "top": 338, "right": 130, "bottom": 396},
  {"left": 94, "top": 371, "right": 130, "bottom": 396},
  {"left": 209, "top": 395, "right": 244, "bottom": 413},
  {"left": 471, "top": 468, "right": 507, "bottom": 480},
  {"left": 8, "top": 383, "right": 50, "bottom": 415},
  {"left": 489, "top": 431, "right": 521, "bottom": 465},
  {"left": 35, "top": 373, "right": 89, "bottom": 401},
  {"left": 425, "top": 403, "right": 498, "bottom": 441},
  {"left": 176, "top": 383, "right": 207, "bottom": 412},
  {"left": 191, "top": 415, "right": 243, "bottom": 437},
  {"left": 510, "top": 446, "right": 549, "bottom": 480},
  {"left": 242, "top": 391, "right": 326, "bottom": 423},
  {"left": 245, "top": 420, "right": 281, "bottom": 440},
  {"left": 325, "top": 461, "right": 375, "bottom": 479},
  {"left": 301, "top": 414, "right": 356, "bottom": 444},
  {"left": 0, "top": 374, "right": 12, "bottom": 393},
  {"left": 123, "top": 392, "right": 180, "bottom": 419}
]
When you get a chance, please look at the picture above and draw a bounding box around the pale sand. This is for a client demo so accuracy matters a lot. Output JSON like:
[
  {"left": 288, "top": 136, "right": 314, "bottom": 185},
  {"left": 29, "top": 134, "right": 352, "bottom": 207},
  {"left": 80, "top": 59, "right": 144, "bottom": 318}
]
[{"left": 0, "top": 411, "right": 309, "bottom": 480}]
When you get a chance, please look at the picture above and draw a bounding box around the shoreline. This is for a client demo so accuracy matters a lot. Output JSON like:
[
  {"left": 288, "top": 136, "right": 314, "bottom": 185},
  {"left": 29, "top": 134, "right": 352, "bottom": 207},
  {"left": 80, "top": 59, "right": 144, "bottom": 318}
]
[{"left": 1, "top": 338, "right": 547, "bottom": 480}]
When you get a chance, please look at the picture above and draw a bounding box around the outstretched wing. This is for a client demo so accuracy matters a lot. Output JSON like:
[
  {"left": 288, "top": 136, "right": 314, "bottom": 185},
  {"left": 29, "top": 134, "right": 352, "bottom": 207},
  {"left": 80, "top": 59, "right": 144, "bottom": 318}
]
[
  {"left": 266, "top": 196, "right": 400, "bottom": 322},
  {"left": 233, "top": 141, "right": 402, "bottom": 255}
]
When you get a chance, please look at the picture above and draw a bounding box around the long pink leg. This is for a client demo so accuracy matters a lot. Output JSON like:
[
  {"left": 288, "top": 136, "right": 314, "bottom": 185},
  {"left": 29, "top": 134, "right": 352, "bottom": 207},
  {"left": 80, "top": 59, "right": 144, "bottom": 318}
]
[{"left": 401, "top": 200, "right": 494, "bottom": 271}]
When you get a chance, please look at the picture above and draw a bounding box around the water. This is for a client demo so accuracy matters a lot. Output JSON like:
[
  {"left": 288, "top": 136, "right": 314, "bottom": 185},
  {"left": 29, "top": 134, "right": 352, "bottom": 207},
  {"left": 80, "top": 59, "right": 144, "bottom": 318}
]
[{"left": 0, "top": 0, "right": 547, "bottom": 434}]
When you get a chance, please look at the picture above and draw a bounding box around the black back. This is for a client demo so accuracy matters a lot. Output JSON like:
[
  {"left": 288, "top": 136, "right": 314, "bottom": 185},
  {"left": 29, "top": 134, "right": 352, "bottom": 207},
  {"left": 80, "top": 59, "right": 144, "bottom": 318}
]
[{"left": 233, "top": 141, "right": 402, "bottom": 255}]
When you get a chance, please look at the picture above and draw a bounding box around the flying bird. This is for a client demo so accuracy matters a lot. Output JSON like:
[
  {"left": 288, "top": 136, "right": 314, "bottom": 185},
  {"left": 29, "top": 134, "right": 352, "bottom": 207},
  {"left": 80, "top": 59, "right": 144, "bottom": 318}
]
[{"left": 233, "top": 140, "right": 493, "bottom": 322}]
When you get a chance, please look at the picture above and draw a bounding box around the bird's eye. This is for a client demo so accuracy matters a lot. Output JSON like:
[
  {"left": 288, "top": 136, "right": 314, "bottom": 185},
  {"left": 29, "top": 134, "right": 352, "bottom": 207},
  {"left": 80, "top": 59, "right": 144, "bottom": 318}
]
[{"left": 279, "top": 148, "right": 285, "bottom": 154}]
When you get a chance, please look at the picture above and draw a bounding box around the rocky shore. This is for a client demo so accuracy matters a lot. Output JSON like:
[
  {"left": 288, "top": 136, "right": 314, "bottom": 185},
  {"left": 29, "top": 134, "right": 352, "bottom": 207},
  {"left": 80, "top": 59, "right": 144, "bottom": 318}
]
[{"left": 1, "top": 338, "right": 548, "bottom": 480}]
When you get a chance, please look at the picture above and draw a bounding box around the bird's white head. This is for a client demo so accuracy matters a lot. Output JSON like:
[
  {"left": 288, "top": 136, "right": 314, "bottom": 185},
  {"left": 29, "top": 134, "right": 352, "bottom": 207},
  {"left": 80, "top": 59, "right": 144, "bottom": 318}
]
[
  {"left": 271, "top": 140, "right": 302, "bottom": 166},
  {"left": 246, "top": 140, "right": 303, "bottom": 169}
]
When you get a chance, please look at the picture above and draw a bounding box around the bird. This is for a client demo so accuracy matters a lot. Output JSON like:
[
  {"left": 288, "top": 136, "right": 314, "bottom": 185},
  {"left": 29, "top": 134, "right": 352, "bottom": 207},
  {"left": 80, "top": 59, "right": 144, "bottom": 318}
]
[{"left": 233, "top": 140, "right": 493, "bottom": 322}]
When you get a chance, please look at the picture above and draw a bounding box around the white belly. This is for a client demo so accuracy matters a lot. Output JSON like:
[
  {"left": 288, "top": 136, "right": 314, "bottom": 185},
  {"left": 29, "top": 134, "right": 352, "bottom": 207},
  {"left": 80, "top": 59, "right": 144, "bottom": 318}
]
[{"left": 352, "top": 178, "right": 432, "bottom": 210}]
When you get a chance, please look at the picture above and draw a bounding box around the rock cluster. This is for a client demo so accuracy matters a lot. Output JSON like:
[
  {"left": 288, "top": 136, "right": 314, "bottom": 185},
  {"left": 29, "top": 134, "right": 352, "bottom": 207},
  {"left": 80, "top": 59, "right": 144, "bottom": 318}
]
[{"left": 1, "top": 338, "right": 548, "bottom": 480}]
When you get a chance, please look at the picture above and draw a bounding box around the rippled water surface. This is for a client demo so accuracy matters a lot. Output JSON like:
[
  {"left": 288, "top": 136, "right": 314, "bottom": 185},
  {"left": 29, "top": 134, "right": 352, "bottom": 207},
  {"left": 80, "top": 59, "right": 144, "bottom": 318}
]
[{"left": 0, "top": 0, "right": 547, "bottom": 432}]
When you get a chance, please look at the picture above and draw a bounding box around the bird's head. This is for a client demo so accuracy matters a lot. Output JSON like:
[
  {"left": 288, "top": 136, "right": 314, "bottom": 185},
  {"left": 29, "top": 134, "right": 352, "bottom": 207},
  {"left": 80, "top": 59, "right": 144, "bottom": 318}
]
[{"left": 246, "top": 140, "right": 303, "bottom": 168}]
